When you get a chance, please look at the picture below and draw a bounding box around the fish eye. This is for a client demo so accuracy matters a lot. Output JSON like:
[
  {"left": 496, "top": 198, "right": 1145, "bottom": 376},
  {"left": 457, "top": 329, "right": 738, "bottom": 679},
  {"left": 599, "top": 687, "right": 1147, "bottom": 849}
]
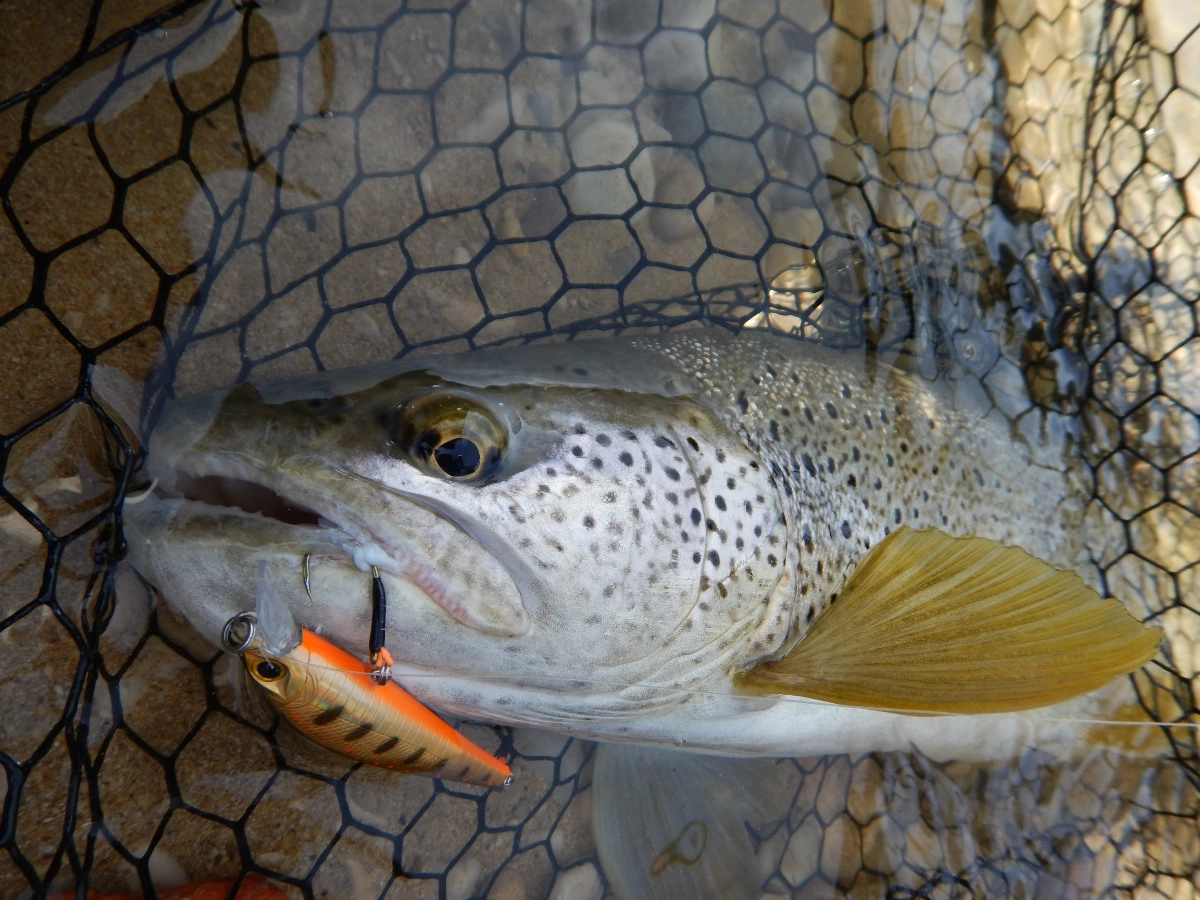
[
  {"left": 390, "top": 392, "right": 507, "bottom": 482},
  {"left": 255, "top": 659, "right": 285, "bottom": 680}
]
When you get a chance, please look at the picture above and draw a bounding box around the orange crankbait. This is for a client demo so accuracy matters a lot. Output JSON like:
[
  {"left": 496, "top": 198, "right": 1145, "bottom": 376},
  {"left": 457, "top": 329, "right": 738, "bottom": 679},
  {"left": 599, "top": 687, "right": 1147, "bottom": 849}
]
[{"left": 224, "top": 564, "right": 511, "bottom": 788}]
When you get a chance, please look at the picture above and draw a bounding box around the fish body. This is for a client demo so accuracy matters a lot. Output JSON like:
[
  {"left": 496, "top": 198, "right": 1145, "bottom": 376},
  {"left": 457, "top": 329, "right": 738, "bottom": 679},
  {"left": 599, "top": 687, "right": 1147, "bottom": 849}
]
[{"left": 124, "top": 330, "right": 1157, "bottom": 762}]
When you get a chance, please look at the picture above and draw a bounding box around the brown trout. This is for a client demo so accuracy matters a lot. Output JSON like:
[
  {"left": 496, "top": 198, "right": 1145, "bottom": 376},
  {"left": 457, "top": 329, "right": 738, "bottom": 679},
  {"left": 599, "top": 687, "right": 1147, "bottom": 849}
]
[{"left": 123, "top": 330, "right": 1158, "bottom": 761}]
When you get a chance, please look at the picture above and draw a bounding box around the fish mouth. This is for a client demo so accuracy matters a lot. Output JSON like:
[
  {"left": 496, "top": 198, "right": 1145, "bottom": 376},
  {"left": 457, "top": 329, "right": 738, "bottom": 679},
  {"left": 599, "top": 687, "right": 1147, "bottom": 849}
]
[
  {"left": 140, "top": 454, "right": 529, "bottom": 637},
  {"left": 171, "top": 473, "right": 324, "bottom": 527}
]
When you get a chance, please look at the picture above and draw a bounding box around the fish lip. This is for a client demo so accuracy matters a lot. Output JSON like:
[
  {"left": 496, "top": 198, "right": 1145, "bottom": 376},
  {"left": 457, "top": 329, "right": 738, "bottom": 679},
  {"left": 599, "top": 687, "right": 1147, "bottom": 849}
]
[
  {"left": 151, "top": 450, "right": 404, "bottom": 572},
  {"left": 147, "top": 452, "right": 529, "bottom": 636}
]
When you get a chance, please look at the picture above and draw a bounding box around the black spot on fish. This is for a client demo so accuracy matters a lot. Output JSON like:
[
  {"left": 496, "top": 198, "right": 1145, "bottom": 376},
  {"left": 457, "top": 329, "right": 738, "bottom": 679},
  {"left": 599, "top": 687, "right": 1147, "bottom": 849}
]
[
  {"left": 737, "top": 391, "right": 749, "bottom": 413},
  {"left": 597, "top": 434, "right": 612, "bottom": 446},
  {"left": 715, "top": 495, "right": 727, "bottom": 511},
  {"left": 574, "top": 424, "right": 587, "bottom": 434},
  {"left": 538, "top": 484, "right": 550, "bottom": 493},
  {"left": 691, "top": 508, "right": 702, "bottom": 526},
  {"left": 852, "top": 447, "right": 860, "bottom": 462},
  {"left": 717, "top": 583, "right": 728, "bottom": 598},
  {"left": 346, "top": 722, "right": 374, "bottom": 742},
  {"left": 767, "top": 553, "right": 778, "bottom": 566},
  {"left": 374, "top": 736, "right": 400, "bottom": 754},
  {"left": 666, "top": 491, "right": 679, "bottom": 504},
  {"left": 847, "top": 474, "right": 857, "bottom": 488},
  {"left": 716, "top": 449, "right": 726, "bottom": 462},
  {"left": 894, "top": 508, "right": 902, "bottom": 523},
  {"left": 693, "top": 551, "right": 702, "bottom": 564},
  {"left": 706, "top": 519, "right": 718, "bottom": 532},
  {"left": 754, "top": 525, "right": 763, "bottom": 538},
  {"left": 749, "top": 460, "right": 759, "bottom": 469},
  {"left": 825, "top": 402, "right": 838, "bottom": 419},
  {"left": 735, "top": 537, "right": 744, "bottom": 550},
  {"left": 842, "top": 384, "right": 852, "bottom": 399},
  {"left": 886, "top": 454, "right": 894, "bottom": 467},
  {"left": 687, "top": 436, "right": 700, "bottom": 451},
  {"left": 806, "top": 606, "right": 815, "bottom": 622},
  {"left": 744, "top": 500, "right": 752, "bottom": 514},
  {"left": 654, "top": 435, "right": 675, "bottom": 449},
  {"left": 900, "top": 441, "right": 909, "bottom": 453},
  {"left": 619, "top": 451, "right": 634, "bottom": 466},
  {"left": 880, "top": 410, "right": 889, "bottom": 424},
  {"left": 769, "top": 420, "right": 780, "bottom": 442},
  {"left": 804, "top": 407, "right": 814, "bottom": 423},
  {"left": 584, "top": 515, "right": 595, "bottom": 529},
  {"left": 801, "top": 453, "right": 816, "bottom": 476},
  {"left": 314, "top": 705, "right": 345, "bottom": 726},
  {"left": 708, "top": 550, "right": 720, "bottom": 567},
  {"left": 591, "top": 457, "right": 603, "bottom": 470},
  {"left": 571, "top": 446, "right": 584, "bottom": 457},
  {"left": 665, "top": 467, "right": 681, "bottom": 481},
  {"left": 841, "top": 521, "right": 852, "bottom": 539}
]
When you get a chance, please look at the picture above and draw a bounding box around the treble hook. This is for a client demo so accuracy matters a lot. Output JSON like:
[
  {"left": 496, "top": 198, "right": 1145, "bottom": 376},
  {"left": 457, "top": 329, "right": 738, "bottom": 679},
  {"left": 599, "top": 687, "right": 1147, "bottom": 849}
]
[{"left": 301, "top": 553, "right": 314, "bottom": 603}]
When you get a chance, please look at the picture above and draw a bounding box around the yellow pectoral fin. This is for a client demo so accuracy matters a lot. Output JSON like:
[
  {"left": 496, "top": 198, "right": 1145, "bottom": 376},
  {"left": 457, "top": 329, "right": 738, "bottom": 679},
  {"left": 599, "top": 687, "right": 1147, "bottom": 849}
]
[{"left": 737, "top": 527, "right": 1162, "bottom": 715}]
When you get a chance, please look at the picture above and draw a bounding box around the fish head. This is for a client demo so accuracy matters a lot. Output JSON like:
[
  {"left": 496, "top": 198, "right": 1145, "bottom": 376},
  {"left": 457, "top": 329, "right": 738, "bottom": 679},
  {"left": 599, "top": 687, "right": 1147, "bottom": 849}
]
[{"left": 124, "top": 342, "right": 790, "bottom": 724}]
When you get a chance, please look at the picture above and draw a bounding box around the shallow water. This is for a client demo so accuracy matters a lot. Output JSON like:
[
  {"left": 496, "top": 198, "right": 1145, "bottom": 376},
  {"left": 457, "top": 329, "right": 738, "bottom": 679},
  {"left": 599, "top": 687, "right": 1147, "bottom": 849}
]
[{"left": 2, "top": 0, "right": 1200, "bottom": 897}]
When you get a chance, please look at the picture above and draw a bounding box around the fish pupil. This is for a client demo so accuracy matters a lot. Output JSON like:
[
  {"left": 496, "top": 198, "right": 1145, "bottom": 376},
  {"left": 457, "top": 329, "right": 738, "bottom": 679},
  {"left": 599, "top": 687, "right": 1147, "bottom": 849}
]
[
  {"left": 432, "top": 437, "right": 481, "bottom": 477},
  {"left": 256, "top": 660, "right": 283, "bottom": 679}
]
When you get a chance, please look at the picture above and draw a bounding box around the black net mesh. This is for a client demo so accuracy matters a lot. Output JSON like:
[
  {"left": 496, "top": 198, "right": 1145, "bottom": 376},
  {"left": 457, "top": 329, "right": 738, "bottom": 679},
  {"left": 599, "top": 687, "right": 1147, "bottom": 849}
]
[{"left": 2, "top": 0, "right": 1199, "bottom": 897}]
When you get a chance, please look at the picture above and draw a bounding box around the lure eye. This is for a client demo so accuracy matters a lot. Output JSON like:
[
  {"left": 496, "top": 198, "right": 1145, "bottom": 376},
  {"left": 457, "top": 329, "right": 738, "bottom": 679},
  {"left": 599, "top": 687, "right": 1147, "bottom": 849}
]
[
  {"left": 389, "top": 391, "right": 507, "bottom": 482},
  {"left": 255, "top": 659, "right": 285, "bottom": 680}
]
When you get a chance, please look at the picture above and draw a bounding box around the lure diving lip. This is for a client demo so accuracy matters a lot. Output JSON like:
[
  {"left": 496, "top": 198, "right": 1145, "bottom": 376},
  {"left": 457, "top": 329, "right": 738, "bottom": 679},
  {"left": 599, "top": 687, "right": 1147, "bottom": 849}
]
[{"left": 225, "top": 612, "right": 513, "bottom": 788}]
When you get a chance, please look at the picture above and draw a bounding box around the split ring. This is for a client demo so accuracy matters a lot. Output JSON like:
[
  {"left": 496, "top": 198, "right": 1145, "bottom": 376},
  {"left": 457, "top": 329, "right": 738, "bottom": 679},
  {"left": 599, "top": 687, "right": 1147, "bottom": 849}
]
[{"left": 221, "top": 612, "right": 258, "bottom": 653}]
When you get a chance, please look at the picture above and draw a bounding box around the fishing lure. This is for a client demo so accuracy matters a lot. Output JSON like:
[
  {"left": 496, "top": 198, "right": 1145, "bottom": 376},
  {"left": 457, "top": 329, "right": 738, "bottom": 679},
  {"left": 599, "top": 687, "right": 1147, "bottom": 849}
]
[{"left": 223, "top": 564, "right": 512, "bottom": 788}]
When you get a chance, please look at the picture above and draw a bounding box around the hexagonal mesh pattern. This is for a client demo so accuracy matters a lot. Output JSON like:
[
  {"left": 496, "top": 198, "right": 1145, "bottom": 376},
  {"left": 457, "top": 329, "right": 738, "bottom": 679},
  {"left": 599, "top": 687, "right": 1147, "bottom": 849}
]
[{"left": 2, "top": 0, "right": 1199, "bottom": 897}]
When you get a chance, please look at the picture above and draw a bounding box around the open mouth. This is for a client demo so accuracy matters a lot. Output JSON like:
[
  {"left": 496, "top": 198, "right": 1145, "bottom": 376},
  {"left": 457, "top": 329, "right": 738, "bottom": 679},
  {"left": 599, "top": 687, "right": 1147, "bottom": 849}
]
[{"left": 172, "top": 473, "right": 324, "bottom": 527}]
